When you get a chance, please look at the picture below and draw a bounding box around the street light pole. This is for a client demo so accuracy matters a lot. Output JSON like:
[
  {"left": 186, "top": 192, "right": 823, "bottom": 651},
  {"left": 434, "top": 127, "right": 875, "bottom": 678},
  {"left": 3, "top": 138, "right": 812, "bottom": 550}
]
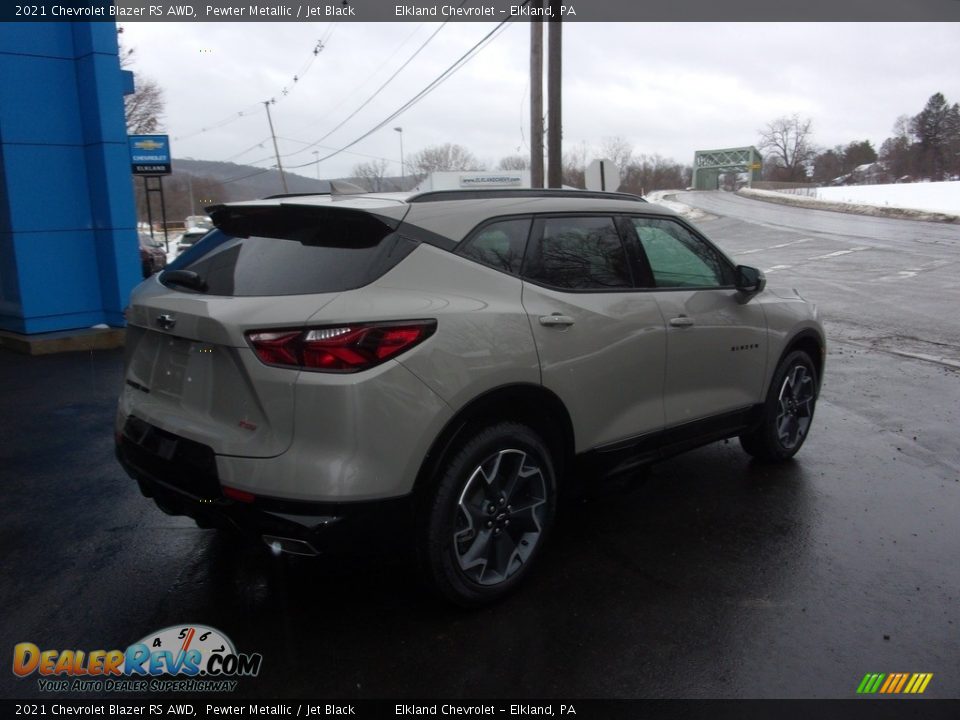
[{"left": 394, "top": 127, "right": 404, "bottom": 190}]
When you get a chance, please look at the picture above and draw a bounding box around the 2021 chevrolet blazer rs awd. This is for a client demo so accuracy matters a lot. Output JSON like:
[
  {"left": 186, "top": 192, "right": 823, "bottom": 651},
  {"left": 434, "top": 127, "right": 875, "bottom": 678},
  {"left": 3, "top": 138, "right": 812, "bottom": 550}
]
[{"left": 116, "top": 188, "right": 824, "bottom": 606}]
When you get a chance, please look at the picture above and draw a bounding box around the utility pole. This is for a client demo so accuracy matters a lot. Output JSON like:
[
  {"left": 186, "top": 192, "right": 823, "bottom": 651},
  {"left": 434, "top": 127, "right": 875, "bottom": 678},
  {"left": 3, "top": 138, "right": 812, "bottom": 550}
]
[
  {"left": 263, "top": 99, "right": 288, "bottom": 194},
  {"left": 530, "top": 2, "right": 544, "bottom": 189},
  {"left": 546, "top": 3, "right": 562, "bottom": 188}
]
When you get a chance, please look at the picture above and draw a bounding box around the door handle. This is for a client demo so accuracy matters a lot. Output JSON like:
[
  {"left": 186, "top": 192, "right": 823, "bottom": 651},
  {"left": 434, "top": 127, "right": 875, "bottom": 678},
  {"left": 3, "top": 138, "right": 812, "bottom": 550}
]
[
  {"left": 669, "top": 315, "right": 695, "bottom": 328},
  {"left": 539, "top": 314, "right": 575, "bottom": 328}
]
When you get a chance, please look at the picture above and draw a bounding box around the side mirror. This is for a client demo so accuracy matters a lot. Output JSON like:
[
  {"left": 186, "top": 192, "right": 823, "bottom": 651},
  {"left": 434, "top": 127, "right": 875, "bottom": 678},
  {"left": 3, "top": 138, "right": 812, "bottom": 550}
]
[{"left": 736, "top": 265, "right": 766, "bottom": 294}]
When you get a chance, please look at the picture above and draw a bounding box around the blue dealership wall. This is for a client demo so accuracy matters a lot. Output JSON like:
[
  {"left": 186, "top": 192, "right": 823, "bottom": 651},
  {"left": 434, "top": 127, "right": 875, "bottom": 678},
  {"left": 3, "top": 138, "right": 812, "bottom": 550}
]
[{"left": 0, "top": 22, "right": 140, "bottom": 334}]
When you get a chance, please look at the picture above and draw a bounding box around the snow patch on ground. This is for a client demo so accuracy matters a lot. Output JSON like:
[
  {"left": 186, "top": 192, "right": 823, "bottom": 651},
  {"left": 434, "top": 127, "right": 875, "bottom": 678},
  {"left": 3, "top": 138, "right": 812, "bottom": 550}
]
[
  {"left": 738, "top": 186, "right": 960, "bottom": 224},
  {"left": 646, "top": 190, "right": 714, "bottom": 221},
  {"left": 815, "top": 181, "right": 960, "bottom": 215}
]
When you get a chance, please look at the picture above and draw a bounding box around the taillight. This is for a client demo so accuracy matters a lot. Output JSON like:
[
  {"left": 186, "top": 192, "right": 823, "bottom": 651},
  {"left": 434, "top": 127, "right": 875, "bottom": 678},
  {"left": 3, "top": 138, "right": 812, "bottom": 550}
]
[
  {"left": 246, "top": 320, "right": 436, "bottom": 372},
  {"left": 222, "top": 486, "right": 255, "bottom": 503}
]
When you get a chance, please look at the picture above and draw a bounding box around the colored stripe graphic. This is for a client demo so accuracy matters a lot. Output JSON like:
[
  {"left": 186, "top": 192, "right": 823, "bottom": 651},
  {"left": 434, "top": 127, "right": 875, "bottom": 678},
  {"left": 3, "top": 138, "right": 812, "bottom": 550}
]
[
  {"left": 858, "top": 672, "right": 933, "bottom": 694},
  {"left": 906, "top": 673, "right": 933, "bottom": 694},
  {"left": 894, "top": 673, "right": 909, "bottom": 693},
  {"left": 856, "top": 673, "right": 886, "bottom": 694}
]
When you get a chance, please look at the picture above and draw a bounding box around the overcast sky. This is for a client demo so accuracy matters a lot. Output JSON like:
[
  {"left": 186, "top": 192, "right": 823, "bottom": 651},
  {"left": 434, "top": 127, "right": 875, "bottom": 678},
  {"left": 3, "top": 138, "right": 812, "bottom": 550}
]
[{"left": 120, "top": 21, "right": 960, "bottom": 180}]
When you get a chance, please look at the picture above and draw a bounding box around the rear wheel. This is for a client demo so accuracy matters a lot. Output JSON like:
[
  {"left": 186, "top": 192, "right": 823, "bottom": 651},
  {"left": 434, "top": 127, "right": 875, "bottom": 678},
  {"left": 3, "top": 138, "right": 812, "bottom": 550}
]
[
  {"left": 740, "top": 350, "right": 818, "bottom": 462},
  {"left": 421, "top": 422, "right": 557, "bottom": 607}
]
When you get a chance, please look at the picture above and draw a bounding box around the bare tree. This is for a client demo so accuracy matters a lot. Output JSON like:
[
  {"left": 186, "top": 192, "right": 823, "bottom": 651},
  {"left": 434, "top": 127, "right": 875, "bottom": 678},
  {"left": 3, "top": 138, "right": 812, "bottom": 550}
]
[
  {"left": 599, "top": 136, "right": 633, "bottom": 172},
  {"left": 497, "top": 154, "right": 530, "bottom": 171},
  {"left": 620, "top": 154, "right": 689, "bottom": 194},
  {"left": 409, "top": 143, "right": 483, "bottom": 175},
  {"left": 758, "top": 114, "right": 816, "bottom": 181},
  {"left": 118, "top": 37, "right": 165, "bottom": 134},
  {"left": 560, "top": 141, "right": 590, "bottom": 188},
  {"left": 352, "top": 159, "right": 391, "bottom": 192},
  {"left": 880, "top": 115, "right": 917, "bottom": 180}
]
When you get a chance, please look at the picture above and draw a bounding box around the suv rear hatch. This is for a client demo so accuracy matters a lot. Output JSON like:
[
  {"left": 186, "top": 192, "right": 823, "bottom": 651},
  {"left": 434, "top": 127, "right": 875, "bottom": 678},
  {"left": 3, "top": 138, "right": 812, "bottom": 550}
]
[{"left": 121, "top": 200, "right": 413, "bottom": 458}]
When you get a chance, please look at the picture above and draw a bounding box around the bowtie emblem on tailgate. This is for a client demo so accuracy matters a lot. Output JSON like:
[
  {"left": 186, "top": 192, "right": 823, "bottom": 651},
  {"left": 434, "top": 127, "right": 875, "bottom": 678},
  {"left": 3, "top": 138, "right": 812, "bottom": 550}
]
[{"left": 156, "top": 313, "right": 177, "bottom": 330}]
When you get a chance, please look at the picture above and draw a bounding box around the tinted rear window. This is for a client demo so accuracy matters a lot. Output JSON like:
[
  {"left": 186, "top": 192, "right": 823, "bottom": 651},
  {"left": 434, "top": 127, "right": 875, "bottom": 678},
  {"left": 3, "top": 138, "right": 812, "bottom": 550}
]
[
  {"left": 161, "top": 208, "right": 414, "bottom": 296},
  {"left": 523, "top": 216, "right": 632, "bottom": 290}
]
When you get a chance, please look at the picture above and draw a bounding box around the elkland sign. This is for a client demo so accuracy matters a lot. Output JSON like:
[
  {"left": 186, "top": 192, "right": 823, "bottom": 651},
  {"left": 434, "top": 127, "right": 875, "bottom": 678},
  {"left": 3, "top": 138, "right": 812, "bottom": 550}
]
[{"left": 129, "top": 135, "right": 171, "bottom": 176}]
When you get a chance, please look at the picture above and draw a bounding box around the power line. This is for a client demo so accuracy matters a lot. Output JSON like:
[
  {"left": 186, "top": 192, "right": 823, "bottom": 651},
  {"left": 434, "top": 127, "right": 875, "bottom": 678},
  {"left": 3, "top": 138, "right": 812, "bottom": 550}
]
[
  {"left": 173, "top": 30, "right": 332, "bottom": 143},
  {"left": 278, "top": 137, "right": 400, "bottom": 164},
  {"left": 214, "top": 23, "right": 430, "bottom": 166},
  {"left": 285, "top": 16, "right": 520, "bottom": 171},
  {"left": 219, "top": 14, "right": 524, "bottom": 186},
  {"left": 222, "top": 137, "right": 272, "bottom": 163},
  {"left": 285, "top": 23, "right": 427, "bottom": 139},
  {"left": 219, "top": 166, "right": 274, "bottom": 185},
  {"left": 275, "top": 19, "right": 453, "bottom": 160},
  {"left": 218, "top": 141, "right": 405, "bottom": 186}
]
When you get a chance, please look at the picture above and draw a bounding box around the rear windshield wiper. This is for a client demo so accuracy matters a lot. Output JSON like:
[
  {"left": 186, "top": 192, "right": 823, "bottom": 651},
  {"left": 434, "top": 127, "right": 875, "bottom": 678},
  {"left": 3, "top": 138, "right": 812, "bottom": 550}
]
[{"left": 161, "top": 269, "right": 208, "bottom": 292}]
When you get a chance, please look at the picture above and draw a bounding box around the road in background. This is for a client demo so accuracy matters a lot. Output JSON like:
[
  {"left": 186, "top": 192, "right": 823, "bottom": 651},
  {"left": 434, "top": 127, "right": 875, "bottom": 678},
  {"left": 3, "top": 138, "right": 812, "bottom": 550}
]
[{"left": 677, "top": 191, "right": 960, "bottom": 351}]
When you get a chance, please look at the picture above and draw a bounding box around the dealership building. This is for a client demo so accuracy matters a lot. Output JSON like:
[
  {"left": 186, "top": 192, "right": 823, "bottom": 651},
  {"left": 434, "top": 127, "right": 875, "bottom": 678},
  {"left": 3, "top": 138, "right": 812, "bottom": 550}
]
[{"left": 0, "top": 21, "right": 140, "bottom": 343}]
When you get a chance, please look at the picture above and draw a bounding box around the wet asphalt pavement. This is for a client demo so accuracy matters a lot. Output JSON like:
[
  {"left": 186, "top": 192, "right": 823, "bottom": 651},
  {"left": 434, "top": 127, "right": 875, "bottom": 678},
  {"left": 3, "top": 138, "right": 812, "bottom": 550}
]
[{"left": 1, "top": 192, "right": 958, "bottom": 700}]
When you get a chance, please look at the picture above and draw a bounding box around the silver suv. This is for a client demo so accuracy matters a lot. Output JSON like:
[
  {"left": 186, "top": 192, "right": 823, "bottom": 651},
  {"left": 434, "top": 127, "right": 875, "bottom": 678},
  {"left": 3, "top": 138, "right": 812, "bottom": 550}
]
[{"left": 116, "top": 188, "right": 824, "bottom": 606}]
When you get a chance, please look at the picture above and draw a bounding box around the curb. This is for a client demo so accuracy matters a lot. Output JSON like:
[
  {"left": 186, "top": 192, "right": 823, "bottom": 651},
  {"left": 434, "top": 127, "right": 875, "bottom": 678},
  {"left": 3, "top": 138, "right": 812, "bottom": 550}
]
[{"left": 0, "top": 327, "right": 125, "bottom": 355}]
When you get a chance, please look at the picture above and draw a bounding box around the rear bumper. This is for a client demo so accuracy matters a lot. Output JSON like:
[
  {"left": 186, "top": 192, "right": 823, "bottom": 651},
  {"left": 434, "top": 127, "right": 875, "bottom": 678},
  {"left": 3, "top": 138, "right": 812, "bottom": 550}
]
[{"left": 115, "top": 418, "right": 413, "bottom": 556}]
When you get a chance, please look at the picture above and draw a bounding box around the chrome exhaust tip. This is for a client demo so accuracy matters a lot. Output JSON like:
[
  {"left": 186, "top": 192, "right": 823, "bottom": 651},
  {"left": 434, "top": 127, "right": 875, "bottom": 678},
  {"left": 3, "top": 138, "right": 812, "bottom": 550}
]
[{"left": 262, "top": 535, "right": 320, "bottom": 557}]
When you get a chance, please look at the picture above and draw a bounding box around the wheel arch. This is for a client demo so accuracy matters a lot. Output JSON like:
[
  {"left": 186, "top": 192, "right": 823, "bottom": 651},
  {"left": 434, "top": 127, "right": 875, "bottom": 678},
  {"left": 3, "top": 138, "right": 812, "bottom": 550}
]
[
  {"left": 412, "top": 383, "right": 575, "bottom": 499},
  {"left": 775, "top": 328, "right": 825, "bottom": 392}
]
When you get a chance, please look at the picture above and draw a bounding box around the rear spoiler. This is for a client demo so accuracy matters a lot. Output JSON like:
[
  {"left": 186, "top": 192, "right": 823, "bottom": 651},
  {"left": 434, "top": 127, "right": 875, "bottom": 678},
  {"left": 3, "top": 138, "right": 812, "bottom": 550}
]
[{"left": 205, "top": 203, "right": 409, "bottom": 246}]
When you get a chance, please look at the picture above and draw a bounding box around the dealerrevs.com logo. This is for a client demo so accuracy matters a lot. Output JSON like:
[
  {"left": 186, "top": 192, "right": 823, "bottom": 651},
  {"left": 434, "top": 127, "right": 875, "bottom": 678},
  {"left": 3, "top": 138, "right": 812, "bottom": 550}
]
[{"left": 12, "top": 624, "right": 262, "bottom": 693}]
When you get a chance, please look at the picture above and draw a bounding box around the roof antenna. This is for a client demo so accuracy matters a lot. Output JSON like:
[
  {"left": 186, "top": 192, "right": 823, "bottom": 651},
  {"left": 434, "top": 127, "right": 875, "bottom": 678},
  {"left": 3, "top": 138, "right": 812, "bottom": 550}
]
[{"left": 329, "top": 179, "right": 367, "bottom": 198}]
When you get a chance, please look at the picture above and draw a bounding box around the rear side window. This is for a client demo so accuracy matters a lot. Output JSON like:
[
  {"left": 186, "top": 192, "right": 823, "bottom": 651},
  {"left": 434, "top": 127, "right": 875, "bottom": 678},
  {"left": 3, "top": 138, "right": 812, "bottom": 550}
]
[
  {"left": 523, "top": 216, "right": 632, "bottom": 290},
  {"left": 162, "top": 208, "right": 415, "bottom": 296},
  {"left": 458, "top": 218, "right": 531, "bottom": 274}
]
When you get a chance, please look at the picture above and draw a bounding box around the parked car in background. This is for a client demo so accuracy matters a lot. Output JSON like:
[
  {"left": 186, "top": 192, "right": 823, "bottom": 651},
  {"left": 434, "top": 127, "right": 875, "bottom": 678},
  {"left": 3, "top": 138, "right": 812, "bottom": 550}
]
[
  {"left": 137, "top": 232, "right": 167, "bottom": 278},
  {"left": 176, "top": 227, "right": 209, "bottom": 255},
  {"left": 185, "top": 215, "right": 213, "bottom": 230},
  {"left": 117, "top": 188, "right": 824, "bottom": 606}
]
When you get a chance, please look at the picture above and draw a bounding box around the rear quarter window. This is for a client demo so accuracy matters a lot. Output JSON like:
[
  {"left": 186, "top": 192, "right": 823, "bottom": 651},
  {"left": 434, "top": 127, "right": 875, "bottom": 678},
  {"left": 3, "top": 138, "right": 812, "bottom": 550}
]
[{"left": 457, "top": 217, "right": 531, "bottom": 275}]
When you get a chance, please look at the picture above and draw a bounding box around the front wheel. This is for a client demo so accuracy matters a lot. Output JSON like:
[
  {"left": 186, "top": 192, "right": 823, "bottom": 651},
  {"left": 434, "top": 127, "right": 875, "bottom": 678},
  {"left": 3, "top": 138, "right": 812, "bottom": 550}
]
[
  {"left": 740, "top": 350, "right": 819, "bottom": 462},
  {"left": 421, "top": 422, "right": 557, "bottom": 607}
]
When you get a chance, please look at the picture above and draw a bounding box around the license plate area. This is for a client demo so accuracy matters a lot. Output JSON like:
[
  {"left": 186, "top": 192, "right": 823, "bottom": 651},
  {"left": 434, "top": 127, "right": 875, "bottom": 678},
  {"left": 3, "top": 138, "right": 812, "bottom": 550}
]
[
  {"left": 151, "top": 335, "right": 193, "bottom": 399},
  {"left": 121, "top": 417, "right": 221, "bottom": 499}
]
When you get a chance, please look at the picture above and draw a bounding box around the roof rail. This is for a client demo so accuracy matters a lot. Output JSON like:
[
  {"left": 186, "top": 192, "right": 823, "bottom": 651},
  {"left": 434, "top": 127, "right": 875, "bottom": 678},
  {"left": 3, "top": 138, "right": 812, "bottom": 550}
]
[{"left": 406, "top": 188, "right": 647, "bottom": 203}]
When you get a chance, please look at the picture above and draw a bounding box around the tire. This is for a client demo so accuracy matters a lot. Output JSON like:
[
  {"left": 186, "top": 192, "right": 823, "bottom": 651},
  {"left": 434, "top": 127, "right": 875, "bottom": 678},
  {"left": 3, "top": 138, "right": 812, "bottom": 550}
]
[
  {"left": 421, "top": 422, "right": 557, "bottom": 607},
  {"left": 740, "top": 350, "right": 819, "bottom": 462}
]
